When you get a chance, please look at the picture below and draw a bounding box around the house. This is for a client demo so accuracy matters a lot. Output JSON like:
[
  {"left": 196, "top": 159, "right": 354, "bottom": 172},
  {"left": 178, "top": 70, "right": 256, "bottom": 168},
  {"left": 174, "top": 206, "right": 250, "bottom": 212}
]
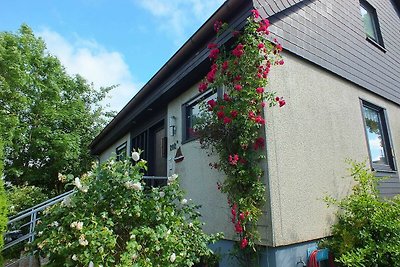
[{"left": 89, "top": 0, "right": 400, "bottom": 266}]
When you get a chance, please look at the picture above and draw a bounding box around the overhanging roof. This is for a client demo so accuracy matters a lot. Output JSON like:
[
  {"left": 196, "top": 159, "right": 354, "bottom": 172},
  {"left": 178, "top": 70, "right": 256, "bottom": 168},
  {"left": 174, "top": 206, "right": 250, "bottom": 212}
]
[{"left": 90, "top": 0, "right": 305, "bottom": 155}]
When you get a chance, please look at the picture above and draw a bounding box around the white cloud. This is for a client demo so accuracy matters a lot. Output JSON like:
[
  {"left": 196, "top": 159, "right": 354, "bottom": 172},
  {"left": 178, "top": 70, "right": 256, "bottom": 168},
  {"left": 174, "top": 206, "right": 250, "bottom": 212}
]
[
  {"left": 37, "top": 29, "right": 142, "bottom": 112},
  {"left": 135, "top": 0, "right": 226, "bottom": 44}
]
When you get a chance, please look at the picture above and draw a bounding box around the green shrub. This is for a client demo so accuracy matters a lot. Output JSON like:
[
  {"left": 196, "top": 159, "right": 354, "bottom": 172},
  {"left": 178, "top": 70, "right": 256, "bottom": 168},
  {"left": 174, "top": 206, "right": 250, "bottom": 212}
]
[
  {"left": 6, "top": 184, "right": 48, "bottom": 216},
  {"left": 33, "top": 154, "right": 221, "bottom": 266},
  {"left": 321, "top": 160, "right": 400, "bottom": 267}
]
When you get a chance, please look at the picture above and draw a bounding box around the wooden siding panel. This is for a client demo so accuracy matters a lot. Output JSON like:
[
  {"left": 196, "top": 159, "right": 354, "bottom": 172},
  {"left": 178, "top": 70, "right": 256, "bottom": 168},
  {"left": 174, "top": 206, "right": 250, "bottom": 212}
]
[{"left": 265, "top": 0, "right": 400, "bottom": 104}]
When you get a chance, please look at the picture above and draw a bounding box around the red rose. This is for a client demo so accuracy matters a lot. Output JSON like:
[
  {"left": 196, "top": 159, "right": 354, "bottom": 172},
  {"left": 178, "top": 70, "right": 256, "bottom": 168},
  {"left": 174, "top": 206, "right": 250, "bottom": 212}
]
[
  {"left": 217, "top": 111, "right": 225, "bottom": 119},
  {"left": 198, "top": 82, "right": 208, "bottom": 92},
  {"left": 256, "top": 87, "right": 264, "bottom": 94},
  {"left": 234, "top": 84, "right": 242, "bottom": 91},
  {"left": 223, "top": 117, "right": 232, "bottom": 124},
  {"left": 239, "top": 213, "right": 245, "bottom": 221},
  {"left": 240, "top": 238, "right": 248, "bottom": 249},
  {"left": 255, "top": 116, "right": 265, "bottom": 125},
  {"left": 214, "top": 20, "right": 222, "bottom": 32},
  {"left": 258, "top": 43, "right": 264, "bottom": 49},
  {"left": 206, "top": 69, "right": 216, "bottom": 83},
  {"left": 232, "top": 43, "right": 244, "bottom": 57},
  {"left": 235, "top": 221, "right": 243, "bottom": 233},
  {"left": 230, "top": 110, "right": 238, "bottom": 118},
  {"left": 229, "top": 154, "right": 239, "bottom": 166},
  {"left": 234, "top": 75, "right": 241, "bottom": 81},
  {"left": 207, "top": 99, "right": 217, "bottom": 109},
  {"left": 248, "top": 111, "right": 255, "bottom": 120},
  {"left": 251, "top": 9, "right": 260, "bottom": 19},
  {"left": 253, "top": 137, "right": 265, "bottom": 150},
  {"left": 209, "top": 48, "right": 220, "bottom": 60},
  {"left": 222, "top": 61, "right": 229, "bottom": 71},
  {"left": 223, "top": 93, "right": 231, "bottom": 102},
  {"left": 279, "top": 99, "right": 286, "bottom": 107},
  {"left": 207, "top": 43, "right": 218, "bottom": 49}
]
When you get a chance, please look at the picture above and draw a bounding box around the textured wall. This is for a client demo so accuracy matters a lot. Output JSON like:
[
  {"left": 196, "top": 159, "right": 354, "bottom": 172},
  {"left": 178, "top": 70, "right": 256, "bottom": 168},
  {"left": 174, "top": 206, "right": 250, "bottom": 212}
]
[
  {"left": 99, "top": 133, "right": 130, "bottom": 163},
  {"left": 265, "top": 51, "right": 400, "bottom": 246},
  {"left": 167, "top": 85, "right": 272, "bottom": 244}
]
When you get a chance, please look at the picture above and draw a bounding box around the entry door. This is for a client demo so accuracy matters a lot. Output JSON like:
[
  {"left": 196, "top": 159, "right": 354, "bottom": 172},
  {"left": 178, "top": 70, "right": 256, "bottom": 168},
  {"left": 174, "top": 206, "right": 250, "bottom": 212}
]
[{"left": 153, "top": 127, "right": 167, "bottom": 177}]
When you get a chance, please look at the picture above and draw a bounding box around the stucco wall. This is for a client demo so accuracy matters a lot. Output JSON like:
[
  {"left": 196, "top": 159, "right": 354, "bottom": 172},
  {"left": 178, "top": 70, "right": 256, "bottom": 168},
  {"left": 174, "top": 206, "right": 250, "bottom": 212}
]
[
  {"left": 265, "top": 51, "right": 400, "bottom": 247},
  {"left": 99, "top": 133, "right": 130, "bottom": 163},
  {"left": 167, "top": 86, "right": 273, "bottom": 242}
]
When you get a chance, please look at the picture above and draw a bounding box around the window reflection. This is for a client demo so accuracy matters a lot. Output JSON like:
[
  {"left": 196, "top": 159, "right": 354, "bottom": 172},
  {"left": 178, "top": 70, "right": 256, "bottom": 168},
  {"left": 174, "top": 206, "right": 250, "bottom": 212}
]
[{"left": 363, "top": 106, "right": 388, "bottom": 165}]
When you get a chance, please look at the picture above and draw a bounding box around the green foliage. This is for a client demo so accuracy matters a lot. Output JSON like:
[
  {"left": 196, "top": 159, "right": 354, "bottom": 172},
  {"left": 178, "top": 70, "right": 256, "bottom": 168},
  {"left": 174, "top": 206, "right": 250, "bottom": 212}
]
[
  {"left": 0, "top": 139, "right": 8, "bottom": 263},
  {"left": 321, "top": 161, "right": 400, "bottom": 267},
  {"left": 33, "top": 155, "right": 221, "bottom": 266},
  {"left": 6, "top": 184, "right": 48, "bottom": 216},
  {"left": 195, "top": 13, "right": 284, "bottom": 256},
  {"left": 0, "top": 24, "right": 115, "bottom": 193}
]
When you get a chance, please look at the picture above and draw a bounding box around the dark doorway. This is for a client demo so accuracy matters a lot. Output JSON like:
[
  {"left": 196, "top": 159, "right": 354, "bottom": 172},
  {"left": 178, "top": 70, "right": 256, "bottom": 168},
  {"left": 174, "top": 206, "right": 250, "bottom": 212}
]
[{"left": 131, "top": 120, "right": 167, "bottom": 186}]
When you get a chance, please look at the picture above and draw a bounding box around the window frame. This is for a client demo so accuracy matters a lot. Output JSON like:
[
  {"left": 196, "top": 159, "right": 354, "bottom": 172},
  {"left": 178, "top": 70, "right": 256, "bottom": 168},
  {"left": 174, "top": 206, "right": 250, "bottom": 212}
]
[
  {"left": 182, "top": 89, "right": 219, "bottom": 143},
  {"left": 116, "top": 142, "right": 127, "bottom": 161},
  {"left": 360, "top": 99, "right": 396, "bottom": 172},
  {"left": 359, "top": 0, "right": 385, "bottom": 49}
]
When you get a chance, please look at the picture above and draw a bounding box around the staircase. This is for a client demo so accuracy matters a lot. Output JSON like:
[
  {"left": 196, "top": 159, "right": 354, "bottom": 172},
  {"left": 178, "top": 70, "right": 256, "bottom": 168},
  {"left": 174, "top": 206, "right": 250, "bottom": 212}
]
[{"left": 3, "top": 190, "right": 74, "bottom": 267}]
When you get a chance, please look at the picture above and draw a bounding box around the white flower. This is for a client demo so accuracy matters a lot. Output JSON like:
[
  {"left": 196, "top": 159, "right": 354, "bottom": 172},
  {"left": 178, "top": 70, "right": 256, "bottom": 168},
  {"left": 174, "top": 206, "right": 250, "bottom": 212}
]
[
  {"left": 80, "top": 185, "right": 89, "bottom": 193},
  {"left": 38, "top": 231, "right": 43, "bottom": 236},
  {"left": 70, "top": 221, "right": 77, "bottom": 228},
  {"left": 132, "top": 151, "right": 140, "bottom": 161},
  {"left": 76, "top": 222, "right": 83, "bottom": 230},
  {"left": 72, "top": 254, "right": 78, "bottom": 261},
  {"left": 188, "top": 223, "right": 193, "bottom": 228},
  {"left": 62, "top": 196, "right": 71, "bottom": 207},
  {"left": 88, "top": 261, "right": 94, "bottom": 267},
  {"left": 181, "top": 199, "right": 188, "bottom": 205},
  {"left": 79, "top": 235, "right": 88, "bottom": 246},
  {"left": 159, "top": 191, "right": 165, "bottom": 198},
  {"left": 170, "top": 253, "right": 176, "bottom": 263},
  {"left": 125, "top": 181, "right": 133, "bottom": 189},
  {"left": 51, "top": 221, "right": 59, "bottom": 227},
  {"left": 73, "top": 177, "right": 82, "bottom": 189},
  {"left": 132, "top": 182, "right": 142, "bottom": 191},
  {"left": 168, "top": 174, "right": 178, "bottom": 184}
]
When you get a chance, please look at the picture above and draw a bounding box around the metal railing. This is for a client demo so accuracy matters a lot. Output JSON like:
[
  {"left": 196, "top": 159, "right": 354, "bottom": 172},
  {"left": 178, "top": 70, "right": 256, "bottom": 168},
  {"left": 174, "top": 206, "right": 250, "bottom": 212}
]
[
  {"left": 3, "top": 190, "right": 74, "bottom": 251},
  {"left": 3, "top": 176, "right": 167, "bottom": 252}
]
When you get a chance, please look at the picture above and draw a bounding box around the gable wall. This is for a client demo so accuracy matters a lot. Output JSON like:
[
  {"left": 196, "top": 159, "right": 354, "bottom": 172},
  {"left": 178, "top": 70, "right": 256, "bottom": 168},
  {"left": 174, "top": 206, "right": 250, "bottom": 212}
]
[{"left": 259, "top": 0, "right": 400, "bottom": 105}]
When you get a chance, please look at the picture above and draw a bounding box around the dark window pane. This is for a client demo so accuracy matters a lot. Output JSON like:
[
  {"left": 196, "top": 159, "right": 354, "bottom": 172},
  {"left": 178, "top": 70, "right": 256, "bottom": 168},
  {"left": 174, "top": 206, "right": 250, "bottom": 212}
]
[{"left": 363, "top": 106, "right": 388, "bottom": 165}]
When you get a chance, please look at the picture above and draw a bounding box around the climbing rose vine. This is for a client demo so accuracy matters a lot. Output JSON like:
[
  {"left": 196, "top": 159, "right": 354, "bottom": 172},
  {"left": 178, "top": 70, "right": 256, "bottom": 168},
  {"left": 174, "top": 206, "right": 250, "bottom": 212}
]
[{"left": 195, "top": 10, "right": 285, "bottom": 256}]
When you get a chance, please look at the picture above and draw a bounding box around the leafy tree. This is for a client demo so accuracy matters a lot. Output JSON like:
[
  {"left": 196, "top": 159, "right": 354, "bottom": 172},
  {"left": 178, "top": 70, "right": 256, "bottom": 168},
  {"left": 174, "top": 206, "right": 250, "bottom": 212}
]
[
  {"left": 0, "top": 138, "right": 8, "bottom": 263},
  {"left": 0, "top": 24, "right": 114, "bottom": 193},
  {"left": 321, "top": 161, "right": 400, "bottom": 267}
]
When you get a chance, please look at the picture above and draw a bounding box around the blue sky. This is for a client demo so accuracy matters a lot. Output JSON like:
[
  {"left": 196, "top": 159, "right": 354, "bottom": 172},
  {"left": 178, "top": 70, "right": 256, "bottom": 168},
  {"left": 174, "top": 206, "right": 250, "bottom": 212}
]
[{"left": 0, "top": 0, "right": 225, "bottom": 111}]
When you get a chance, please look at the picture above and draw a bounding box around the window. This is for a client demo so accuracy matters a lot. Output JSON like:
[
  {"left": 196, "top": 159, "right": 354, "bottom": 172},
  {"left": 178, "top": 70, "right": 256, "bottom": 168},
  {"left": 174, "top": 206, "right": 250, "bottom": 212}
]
[
  {"left": 183, "top": 90, "right": 217, "bottom": 142},
  {"left": 359, "top": 1, "right": 384, "bottom": 47},
  {"left": 116, "top": 142, "right": 127, "bottom": 161},
  {"left": 361, "top": 101, "right": 395, "bottom": 171}
]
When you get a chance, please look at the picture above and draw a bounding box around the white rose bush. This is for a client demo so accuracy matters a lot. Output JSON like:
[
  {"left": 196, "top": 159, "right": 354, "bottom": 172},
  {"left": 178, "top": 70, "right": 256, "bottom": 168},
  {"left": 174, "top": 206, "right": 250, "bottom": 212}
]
[{"left": 32, "top": 152, "right": 221, "bottom": 266}]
